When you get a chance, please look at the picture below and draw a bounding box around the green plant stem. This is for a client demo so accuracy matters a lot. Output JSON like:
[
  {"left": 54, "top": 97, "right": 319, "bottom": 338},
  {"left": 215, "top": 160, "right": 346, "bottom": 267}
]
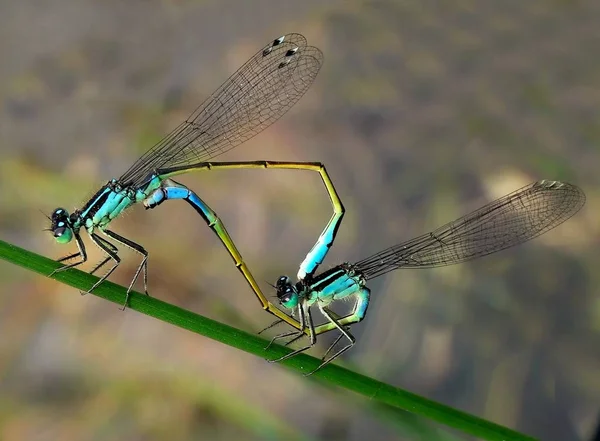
[{"left": 0, "top": 238, "right": 537, "bottom": 441}]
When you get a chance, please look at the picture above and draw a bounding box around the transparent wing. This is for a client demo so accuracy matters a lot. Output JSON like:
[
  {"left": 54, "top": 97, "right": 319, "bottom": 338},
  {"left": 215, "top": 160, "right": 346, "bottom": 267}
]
[
  {"left": 354, "top": 180, "right": 585, "bottom": 280},
  {"left": 119, "top": 33, "right": 323, "bottom": 188}
]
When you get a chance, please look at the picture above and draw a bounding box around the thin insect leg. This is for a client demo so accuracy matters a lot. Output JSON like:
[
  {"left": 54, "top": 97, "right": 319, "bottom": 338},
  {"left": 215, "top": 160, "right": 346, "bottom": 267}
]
[
  {"left": 316, "top": 309, "right": 350, "bottom": 357},
  {"left": 157, "top": 160, "right": 345, "bottom": 282},
  {"left": 264, "top": 306, "right": 305, "bottom": 350},
  {"left": 259, "top": 302, "right": 345, "bottom": 348},
  {"left": 85, "top": 233, "right": 121, "bottom": 298},
  {"left": 265, "top": 329, "right": 302, "bottom": 350},
  {"left": 283, "top": 332, "right": 306, "bottom": 347},
  {"left": 88, "top": 235, "right": 118, "bottom": 276},
  {"left": 269, "top": 302, "right": 317, "bottom": 364},
  {"left": 260, "top": 318, "right": 312, "bottom": 348},
  {"left": 284, "top": 308, "right": 346, "bottom": 348},
  {"left": 258, "top": 297, "right": 312, "bottom": 336},
  {"left": 304, "top": 304, "right": 356, "bottom": 376},
  {"left": 50, "top": 232, "right": 87, "bottom": 276},
  {"left": 102, "top": 229, "right": 149, "bottom": 306},
  {"left": 319, "top": 330, "right": 345, "bottom": 363},
  {"left": 268, "top": 323, "right": 306, "bottom": 349},
  {"left": 262, "top": 303, "right": 348, "bottom": 350},
  {"left": 265, "top": 330, "right": 301, "bottom": 350},
  {"left": 89, "top": 257, "right": 112, "bottom": 276},
  {"left": 57, "top": 251, "right": 81, "bottom": 263},
  {"left": 78, "top": 235, "right": 118, "bottom": 297},
  {"left": 258, "top": 318, "right": 285, "bottom": 335}
]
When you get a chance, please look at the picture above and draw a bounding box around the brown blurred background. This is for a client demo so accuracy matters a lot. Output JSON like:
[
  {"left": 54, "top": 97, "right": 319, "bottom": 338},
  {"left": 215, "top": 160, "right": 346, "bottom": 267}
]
[{"left": 1, "top": 0, "right": 599, "bottom": 440}]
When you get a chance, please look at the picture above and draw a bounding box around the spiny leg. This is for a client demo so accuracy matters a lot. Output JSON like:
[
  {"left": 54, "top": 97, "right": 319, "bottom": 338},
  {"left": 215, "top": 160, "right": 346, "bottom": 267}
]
[
  {"left": 85, "top": 233, "right": 121, "bottom": 298},
  {"left": 50, "top": 232, "right": 87, "bottom": 276},
  {"left": 287, "top": 288, "right": 370, "bottom": 375},
  {"left": 260, "top": 320, "right": 307, "bottom": 348},
  {"left": 265, "top": 329, "right": 302, "bottom": 350},
  {"left": 268, "top": 302, "right": 317, "bottom": 364},
  {"left": 311, "top": 308, "right": 349, "bottom": 361},
  {"left": 51, "top": 232, "right": 118, "bottom": 298},
  {"left": 264, "top": 306, "right": 307, "bottom": 350},
  {"left": 259, "top": 306, "right": 307, "bottom": 346},
  {"left": 102, "top": 229, "right": 149, "bottom": 304},
  {"left": 305, "top": 304, "right": 356, "bottom": 376},
  {"left": 282, "top": 308, "right": 347, "bottom": 348},
  {"left": 257, "top": 302, "right": 313, "bottom": 337},
  {"left": 88, "top": 235, "right": 118, "bottom": 276},
  {"left": 79, "top": 234, "right": 118, "bottom": 297},
  {"left": 57, "top": 251, "right": 82, "bottom": 264},
  {"left": 259, "top": 300, "right": 303, "bottom": 335},
  {"left": 259, "top": 303, "right": 349, "bottom": 352},
  {"left": 319, "top": 331, "right": 345, "bottom": 363},
  {"left": 283, "top": 331, "right": 307, "bottom": 347},
  {"left": 258, "top": 318, "right": 285, "bottom": 335}
]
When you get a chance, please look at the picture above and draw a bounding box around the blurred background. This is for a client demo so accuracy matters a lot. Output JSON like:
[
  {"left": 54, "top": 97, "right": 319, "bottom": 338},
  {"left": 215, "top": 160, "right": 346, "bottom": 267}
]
[{"left": 1, "top": 0, "right": 599, "bottom": 440}]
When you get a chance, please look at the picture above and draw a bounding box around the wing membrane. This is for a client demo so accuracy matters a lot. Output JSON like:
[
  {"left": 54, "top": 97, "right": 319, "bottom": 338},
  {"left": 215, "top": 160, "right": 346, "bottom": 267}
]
[
  {"left": 119, "top": 33, "right": 323, "bottom": 187},
  {"left": 354, "top": 180, "right": 585, "bottom": 280}
]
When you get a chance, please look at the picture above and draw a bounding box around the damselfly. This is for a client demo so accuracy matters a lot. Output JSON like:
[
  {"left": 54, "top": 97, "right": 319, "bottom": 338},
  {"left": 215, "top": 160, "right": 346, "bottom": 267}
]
[
  {"left": 48, "top": 34, "right": 343, "bottom": 327},
  {"left": 263, "top": 180, "right": 585, "bottom": 375}
]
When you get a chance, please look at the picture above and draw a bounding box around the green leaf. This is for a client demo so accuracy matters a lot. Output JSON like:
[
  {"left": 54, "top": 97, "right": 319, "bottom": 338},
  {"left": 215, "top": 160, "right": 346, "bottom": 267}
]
[{"left": 0, "top": 239, "right": 538, "bottom": 441}]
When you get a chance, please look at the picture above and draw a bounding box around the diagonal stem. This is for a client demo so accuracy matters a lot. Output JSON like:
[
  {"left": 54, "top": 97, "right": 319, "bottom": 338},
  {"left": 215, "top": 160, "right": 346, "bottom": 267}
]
[{"left": 0, "top": 238, "right": 538, "bottom": 441}]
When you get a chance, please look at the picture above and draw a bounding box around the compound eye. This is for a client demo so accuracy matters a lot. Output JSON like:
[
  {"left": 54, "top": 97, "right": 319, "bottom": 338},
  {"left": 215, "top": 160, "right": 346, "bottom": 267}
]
[
  {"left": 276, "top": 276, "right": 290, "bottom": 288},
  {"left": 51, "top": 208, "right": 69, "bottom": 220},
  {"left": 281, "top": 288, "right": 293, "bottom": 303},
  {"left": 53, "top": 225, "right": 73, "bottom": 244},
  {"left": 279, "top": 287, "right": 299, "bottom": 309}
]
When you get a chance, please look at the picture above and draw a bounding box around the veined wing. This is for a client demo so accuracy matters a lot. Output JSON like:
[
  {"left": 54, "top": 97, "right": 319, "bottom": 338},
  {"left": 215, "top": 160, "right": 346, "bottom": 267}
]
[
  {"left": 119, "top": 33, "right": 323, "bottom": 188},
  {"left": 354, "top": 180, "right": 585, "bottom": 280}
]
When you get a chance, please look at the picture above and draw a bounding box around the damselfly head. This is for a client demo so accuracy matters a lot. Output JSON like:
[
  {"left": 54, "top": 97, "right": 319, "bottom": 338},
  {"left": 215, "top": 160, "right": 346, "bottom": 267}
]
[
  {"left": 50, "top": 208, "right": 73, "bottom": 244},
  {"left": 275, "top": 275, "right": 299, "bottom": 309}
]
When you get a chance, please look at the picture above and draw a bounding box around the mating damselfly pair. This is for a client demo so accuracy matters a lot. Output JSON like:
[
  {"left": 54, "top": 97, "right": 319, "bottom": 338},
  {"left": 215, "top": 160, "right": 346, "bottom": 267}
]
[{"left": 48, "top": 33, "right": 585, "bottom": 375}]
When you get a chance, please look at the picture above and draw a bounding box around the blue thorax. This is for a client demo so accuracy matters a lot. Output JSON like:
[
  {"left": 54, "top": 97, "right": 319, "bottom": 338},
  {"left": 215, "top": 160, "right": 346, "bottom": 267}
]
[{"left": 72, "top": 176, "right": 163, "bottom": 232}]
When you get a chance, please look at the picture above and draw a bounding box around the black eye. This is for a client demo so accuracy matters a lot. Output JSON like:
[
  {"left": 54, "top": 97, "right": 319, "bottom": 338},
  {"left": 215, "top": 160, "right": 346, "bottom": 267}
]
[
  {"left": 53, "top": 227, "right": 66, "bottom": 237},
  {"left": 276, "top": 276, "right": 290, "bottom": 288},
  {"left": 52, "top": 208, "right": 66, "bottom": 219}
]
